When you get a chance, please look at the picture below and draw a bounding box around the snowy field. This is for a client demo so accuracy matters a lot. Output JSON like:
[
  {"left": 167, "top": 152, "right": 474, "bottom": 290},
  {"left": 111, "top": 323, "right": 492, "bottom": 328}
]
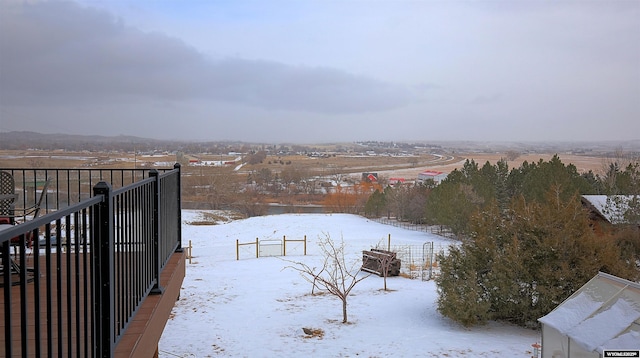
[{"left": 159, "top": 211, "right": 540, "bottom": 357}]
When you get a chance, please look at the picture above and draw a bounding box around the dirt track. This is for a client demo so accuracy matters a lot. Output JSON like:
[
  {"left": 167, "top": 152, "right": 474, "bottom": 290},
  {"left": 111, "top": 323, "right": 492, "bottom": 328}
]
[{"left": 374, "top": 152, "right": 614, "bottom": 180}]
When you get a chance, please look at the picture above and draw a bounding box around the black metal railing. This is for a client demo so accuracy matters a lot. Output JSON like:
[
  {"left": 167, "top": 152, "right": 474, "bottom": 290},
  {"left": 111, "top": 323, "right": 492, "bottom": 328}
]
[
  {"left": 2, "top": 168, "right": 176, "bottom": 220},
  {"left": 1, "top": 164, "right": 182, "bottom": 357}
]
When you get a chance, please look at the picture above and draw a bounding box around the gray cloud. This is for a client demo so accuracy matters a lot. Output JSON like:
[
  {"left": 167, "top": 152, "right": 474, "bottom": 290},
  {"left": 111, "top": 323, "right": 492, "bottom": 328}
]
[
  {"left": 0, "top": 1, "right": 412, "bottom": 113},
  {"left": 1, "top": 0, "right": 638, "bottom": 143},
  {"left": 203, "top": 60, "right": 412, "bottom": 113}
]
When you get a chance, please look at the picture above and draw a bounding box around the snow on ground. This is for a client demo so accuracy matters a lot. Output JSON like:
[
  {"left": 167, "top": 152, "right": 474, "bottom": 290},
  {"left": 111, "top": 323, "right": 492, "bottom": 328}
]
[{"left": 159, "top": 211, "right": 540, "bottom": 357}]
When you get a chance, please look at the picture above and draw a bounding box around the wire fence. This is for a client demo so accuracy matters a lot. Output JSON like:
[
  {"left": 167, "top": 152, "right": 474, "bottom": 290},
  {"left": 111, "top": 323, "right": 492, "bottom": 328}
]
[
  {"left": 370, "top": 217, "right": 459, "bottom": 280},
  {"left": 370, "top": 217, "right": 457, "bottom": 239},
  {"left": 387, "top": 243, "right": 453, "bottom": 280}
]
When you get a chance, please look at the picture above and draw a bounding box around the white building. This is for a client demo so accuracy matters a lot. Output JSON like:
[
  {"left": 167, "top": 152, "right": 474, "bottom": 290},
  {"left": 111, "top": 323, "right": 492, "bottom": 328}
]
[{"left": 416, "top": 170, "right": 447, "bottom": 184}]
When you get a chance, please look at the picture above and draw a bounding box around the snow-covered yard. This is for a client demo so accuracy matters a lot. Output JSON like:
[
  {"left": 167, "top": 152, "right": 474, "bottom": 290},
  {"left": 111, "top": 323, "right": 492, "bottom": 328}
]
[{"left": 159, "top": 211, "right": 540, "bottom": 357}]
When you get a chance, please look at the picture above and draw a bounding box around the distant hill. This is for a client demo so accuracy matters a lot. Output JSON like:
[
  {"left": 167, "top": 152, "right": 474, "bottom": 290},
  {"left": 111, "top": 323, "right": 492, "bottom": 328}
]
[
  {"left": 1, "top": 131, "right": 638, "bottom": 154},
  {"left": 0, "top": 131, "right": 259, "bottom": 153},
  {"left": 0, "top": 131, "right": 155, "bottom": 143},
  {"left": 0, "top": 131, "right": 167, "bottom": 151}
]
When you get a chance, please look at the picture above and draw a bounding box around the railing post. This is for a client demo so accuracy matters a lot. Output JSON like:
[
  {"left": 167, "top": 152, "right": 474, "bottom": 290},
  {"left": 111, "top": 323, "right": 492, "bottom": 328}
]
[
  {"left": 150, "top": 170, "right": 164, "bottom": 295},
  {"left": 92, "top": 181, "right": 115, "bottom": 358},
  {"left": 174, "top": 163, "right": 183, "bottom": 252},
  {"left": 2, "top": 241, "right": 12, "bottom": 357}
]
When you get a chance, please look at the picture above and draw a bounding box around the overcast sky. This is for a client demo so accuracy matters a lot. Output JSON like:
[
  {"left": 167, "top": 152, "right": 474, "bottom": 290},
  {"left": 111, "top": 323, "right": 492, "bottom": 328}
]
[{"left": 1, "top": 0, "right": 638, "bottom": 143}]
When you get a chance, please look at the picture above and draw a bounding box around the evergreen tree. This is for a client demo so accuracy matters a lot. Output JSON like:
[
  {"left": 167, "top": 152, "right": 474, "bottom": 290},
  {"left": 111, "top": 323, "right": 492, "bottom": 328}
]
[
  {"left": 436, "top": 189, "right": 638, "bottom": 327},
  {"left": 425, "top": 160, "right": 510, "bottom": 235},
  {"left": 364, "top": 189, "right": 386, "bottom": 217},
  {"left": 513, "top": 155, "right": 593, "bottom": 203},
  {"left": 425, "top": 181, "right": 475, "bottom": 235},
  {"left": 494, "top": 158, "right": 510, "bottom": 209},
  {"left": 436, "top": 246, "right": 491, "bottom": 327},
  {"left": 460, "top": 159, "right": 479, "bottom": 181},
  {"left": 580, "top": 170, "right": 603, "bottom": 194}
]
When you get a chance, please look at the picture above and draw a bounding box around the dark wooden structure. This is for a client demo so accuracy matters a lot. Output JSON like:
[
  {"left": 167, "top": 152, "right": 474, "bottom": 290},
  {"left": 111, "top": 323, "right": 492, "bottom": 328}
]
[{"left": 361, "top": 249, "right": 401, "bottom": 277}]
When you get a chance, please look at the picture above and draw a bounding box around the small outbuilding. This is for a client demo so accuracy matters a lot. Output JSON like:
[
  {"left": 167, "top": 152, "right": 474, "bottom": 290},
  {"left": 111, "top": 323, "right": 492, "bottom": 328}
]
[
  {"left": 416, "top": 170, "right": 447, "bottom": 185},
  {"left": 538, "top": 272, "right": 640, "bottom": 358}
]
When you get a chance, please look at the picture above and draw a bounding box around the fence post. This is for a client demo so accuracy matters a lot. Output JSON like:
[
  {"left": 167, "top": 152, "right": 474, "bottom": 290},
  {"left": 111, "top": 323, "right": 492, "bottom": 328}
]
[
  {"left": 304, "top": 235, "right": 307, "bottom": 256},
  {"left": 150, "top": 170, "right": 164, "bottom": 295},
  {"left": 255, "top": 238, "right": 259, "bottom": 258},
  {"left": 2, "top": 240, "right": 12, "bottom": 356},
  {"left": 428, "top": 242, "right": 434, "bottom": 280},
  {"left": 283, "top": 235, "right": 286, "bottom": 256},
  {"left": 92, "top": 181, "right": 115, "bottom": 358}
]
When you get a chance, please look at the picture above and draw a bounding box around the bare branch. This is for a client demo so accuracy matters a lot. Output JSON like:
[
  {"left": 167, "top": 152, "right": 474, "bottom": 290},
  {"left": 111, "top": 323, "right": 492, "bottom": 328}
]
[{"left": 283, "top": 232, "right": 370, "bottom": 323}]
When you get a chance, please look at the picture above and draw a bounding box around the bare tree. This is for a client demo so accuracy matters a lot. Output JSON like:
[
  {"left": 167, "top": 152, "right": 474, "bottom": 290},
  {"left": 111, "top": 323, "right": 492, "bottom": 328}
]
[
  {"left": 206, "top": 167, "right": 240, "bottom": 209},
  {"left": 385, "top": 184, "right": 411, "bottom": 220},
  {"left": 600, "top": 149, "right": 640, "bottom": 194},
  {"left": 28, "top": 158, "right": 45, "bottom": 168},
  {"left": 286, "top": 233, "right": 370, "bottom": 323},
  {"left": 504, "top": 150, "right": 520, "bottom": 161},
  {"left": 376, "top": 249, "right": 395, "bottom": 291},
  {"left": 380, "top": 254, "right": 392, "bottom": 291}
]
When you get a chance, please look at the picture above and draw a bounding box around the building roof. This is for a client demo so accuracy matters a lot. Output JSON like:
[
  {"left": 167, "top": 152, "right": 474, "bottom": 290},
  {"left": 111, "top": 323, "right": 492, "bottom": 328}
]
[
  {"left": 581, "top": 195, "right": 638, "bottom": 224},
  {"left": 538, "top": 272, "right": 640, "bottom": 354}
]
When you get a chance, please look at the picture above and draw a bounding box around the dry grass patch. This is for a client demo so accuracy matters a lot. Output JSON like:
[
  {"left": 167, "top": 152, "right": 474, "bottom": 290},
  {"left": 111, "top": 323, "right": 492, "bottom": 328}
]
[
  {"left": 188, "top": 211, "right": 245, "bottom": 225},
  {"left": 188, "top": 221, "right": 218, "bottom": 226},
  {"left": 301, "top": 327, "right": 325, "bottom": 339}
]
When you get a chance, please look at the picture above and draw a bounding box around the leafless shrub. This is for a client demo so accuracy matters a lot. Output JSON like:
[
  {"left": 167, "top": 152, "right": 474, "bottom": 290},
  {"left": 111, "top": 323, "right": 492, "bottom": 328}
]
[{"left": 285, "top": 233, "right": 370, "bottom": 323}]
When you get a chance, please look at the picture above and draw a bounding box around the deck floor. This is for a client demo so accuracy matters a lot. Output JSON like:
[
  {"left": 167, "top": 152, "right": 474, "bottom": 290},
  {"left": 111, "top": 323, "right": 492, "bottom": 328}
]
[
  {"left": 1, "top": 250, "right": 184, "bottom": 357},
  {"left": 1, "top": 252, "right": 94, "bottom": 357}
]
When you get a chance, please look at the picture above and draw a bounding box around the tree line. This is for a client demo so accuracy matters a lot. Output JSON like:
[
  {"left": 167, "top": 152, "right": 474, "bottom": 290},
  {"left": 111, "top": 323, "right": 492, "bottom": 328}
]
[
  {"left": 364, "top": 154, "right": 640, "bottom": 328},
  {"left": 366, "top": 155, "right": 639, "bottom": 234}
]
